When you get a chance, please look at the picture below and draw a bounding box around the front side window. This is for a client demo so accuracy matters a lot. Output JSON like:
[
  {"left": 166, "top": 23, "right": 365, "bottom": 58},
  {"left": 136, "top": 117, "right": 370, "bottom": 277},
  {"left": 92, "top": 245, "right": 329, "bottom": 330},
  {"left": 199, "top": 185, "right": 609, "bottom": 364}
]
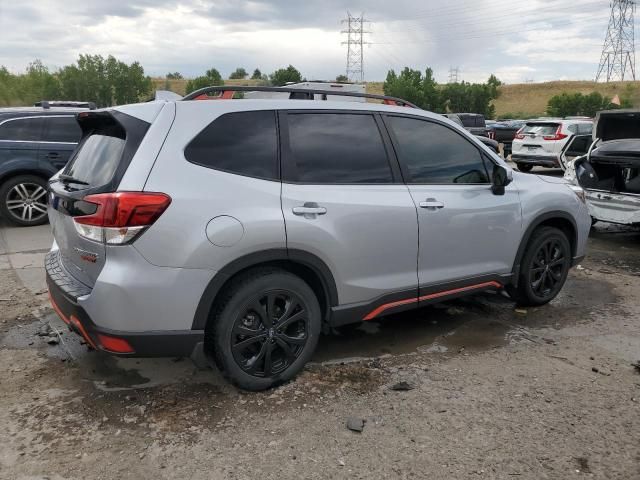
[
  {"left": 386, "top": 116, "right": 490, "bottom": 184},
  {"left": 184, "top": 110, "right": 278, "bottom": 180},
  {"left": 286, "top": 113, "right": 392, "bottom": 183},
  {"left": 43, "top": 116, "right": 82, "bottom": 143},
  {"left": 0, "top": 117, "right": 44, "bottom": 141}
]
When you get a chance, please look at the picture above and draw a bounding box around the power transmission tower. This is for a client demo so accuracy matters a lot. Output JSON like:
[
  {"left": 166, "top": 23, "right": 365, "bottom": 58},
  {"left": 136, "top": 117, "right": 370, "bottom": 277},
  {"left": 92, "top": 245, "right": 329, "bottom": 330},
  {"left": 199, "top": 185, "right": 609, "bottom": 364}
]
[
  {"left": 448, "top": 66, "right": 460, "bottom": 83},
  {"left": 596, "top": 0, "right": 636, "bottom": 82},
  {"left": 341, "top": 12, "right": 370, "bottom": 83}
]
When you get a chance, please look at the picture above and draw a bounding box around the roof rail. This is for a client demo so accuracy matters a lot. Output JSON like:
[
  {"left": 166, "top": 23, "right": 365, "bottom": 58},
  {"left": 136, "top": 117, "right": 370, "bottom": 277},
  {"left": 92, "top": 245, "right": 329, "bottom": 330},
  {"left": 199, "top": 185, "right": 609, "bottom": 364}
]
[
  {"left": 181, "top": 85, "right": 419, "bottom": 108},
  {"left": 35, "top": 101, "right": 97, "bottom": 110}
]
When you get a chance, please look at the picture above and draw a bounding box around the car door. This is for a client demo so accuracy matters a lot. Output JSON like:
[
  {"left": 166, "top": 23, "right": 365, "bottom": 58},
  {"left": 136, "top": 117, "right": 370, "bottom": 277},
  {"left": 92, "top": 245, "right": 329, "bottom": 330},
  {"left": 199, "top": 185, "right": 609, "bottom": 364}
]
[
  {"left": 280, "top": 110, "right": 419, "bottom": 307},
  {"left": 383, "top": 114, "right": 522, "bottom": 292},
  {"left": 39, "top": 115, "right": 82, "bottom": 171}
]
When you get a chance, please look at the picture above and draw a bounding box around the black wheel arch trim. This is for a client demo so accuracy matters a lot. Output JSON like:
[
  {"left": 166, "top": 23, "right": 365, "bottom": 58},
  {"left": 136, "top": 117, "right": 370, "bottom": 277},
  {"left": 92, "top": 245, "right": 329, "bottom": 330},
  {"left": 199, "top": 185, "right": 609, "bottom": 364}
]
[
  {"left": 191, "top": 248, "right": 339, "bottom": 330},
  {"left": 512, "top": 210, "right": 578, "bottom": 285}
]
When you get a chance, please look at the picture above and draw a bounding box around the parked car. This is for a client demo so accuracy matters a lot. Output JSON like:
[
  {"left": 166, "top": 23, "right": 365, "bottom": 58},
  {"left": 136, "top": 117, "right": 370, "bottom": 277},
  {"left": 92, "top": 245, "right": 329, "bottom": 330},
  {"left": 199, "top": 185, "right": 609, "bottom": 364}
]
[
  {"left": 444, "top": 113, "right": 488, "bottom": 137},
  {"left": 512, "top": 119, "right": 593, "bottom": 172},
  {"left": 564, "top": 109, "right": 640, "bottom": 225},
  {"left": 488, "top": 120, "right": 526, "bottom": 158},
  {"left": 0, "top": 101, "right": 92, "bottom": 226},
  {"left": 444, "top": 114, "right": 499, "bottom": 154},
  {"left": 46, "top": 87, "right": 590, "bottom": 390}
]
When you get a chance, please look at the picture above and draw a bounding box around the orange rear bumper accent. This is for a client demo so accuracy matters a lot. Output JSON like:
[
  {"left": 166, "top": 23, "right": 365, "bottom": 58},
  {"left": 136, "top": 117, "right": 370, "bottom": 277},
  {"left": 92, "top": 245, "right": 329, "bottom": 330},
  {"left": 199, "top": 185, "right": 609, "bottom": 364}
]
[{"left": 48, "top": 289, "right": 96, "bottom": 349}]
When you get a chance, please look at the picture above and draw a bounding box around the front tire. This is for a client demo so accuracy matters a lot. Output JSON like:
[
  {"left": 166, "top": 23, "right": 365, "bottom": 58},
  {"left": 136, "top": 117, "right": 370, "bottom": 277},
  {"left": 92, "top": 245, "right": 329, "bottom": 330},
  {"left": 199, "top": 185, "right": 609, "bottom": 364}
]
[
  {"left": 206, "top": 268, "right": 321, "bottom": 391},
  {"left": 0, "top": 175, "right": 49, "bottom": 226},
  {"left": 516, "top": 163, "right": 534, "bottom": 173},
  {"left": 508, "top": 227, "right": 571, "bottom": 307}
]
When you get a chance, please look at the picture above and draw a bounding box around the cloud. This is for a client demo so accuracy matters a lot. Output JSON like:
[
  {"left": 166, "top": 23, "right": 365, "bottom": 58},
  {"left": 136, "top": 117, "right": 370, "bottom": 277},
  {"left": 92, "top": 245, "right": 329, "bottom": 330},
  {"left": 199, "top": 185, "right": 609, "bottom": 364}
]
[{"left": 0, "top": 0, "right": 614, "bottom": 82}]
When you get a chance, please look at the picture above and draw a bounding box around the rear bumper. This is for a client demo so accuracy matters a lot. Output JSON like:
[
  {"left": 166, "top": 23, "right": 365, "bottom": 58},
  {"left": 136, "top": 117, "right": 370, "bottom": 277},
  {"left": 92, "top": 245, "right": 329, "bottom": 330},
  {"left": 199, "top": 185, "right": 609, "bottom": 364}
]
[
  {"left": 46, "top": 251, "right": 203, "bottom": 357},
  {"left": 512, "top": 154, "right": 559, "bottom": 167}
]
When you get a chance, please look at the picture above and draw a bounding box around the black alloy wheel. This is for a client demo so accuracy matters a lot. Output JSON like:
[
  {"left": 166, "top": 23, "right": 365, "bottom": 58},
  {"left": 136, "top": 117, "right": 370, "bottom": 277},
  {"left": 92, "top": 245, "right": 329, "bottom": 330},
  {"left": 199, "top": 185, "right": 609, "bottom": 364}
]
[
  {"left": 231, "top": 291, "right": 308, "bottom": 378},
  {"left": 528, "top": 237, "right": 568, "bottom": 300}
]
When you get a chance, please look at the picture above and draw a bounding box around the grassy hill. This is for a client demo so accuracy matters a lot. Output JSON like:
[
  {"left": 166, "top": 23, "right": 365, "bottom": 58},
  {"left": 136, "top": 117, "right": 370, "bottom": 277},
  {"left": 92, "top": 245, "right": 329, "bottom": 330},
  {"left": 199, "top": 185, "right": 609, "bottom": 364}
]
[{"left": 154, "top": 77, "right": 640, "bottom": 118}]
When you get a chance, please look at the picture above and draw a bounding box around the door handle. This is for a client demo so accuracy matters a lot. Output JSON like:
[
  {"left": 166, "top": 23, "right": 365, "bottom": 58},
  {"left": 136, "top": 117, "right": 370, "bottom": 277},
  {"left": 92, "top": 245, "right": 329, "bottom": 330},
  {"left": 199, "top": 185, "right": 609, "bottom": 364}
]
[
  {"left": 292, "top": 202, "right": 327, "bottom": 216},
  {"left": 46, "top": 152, "right": 60, "bottom": 159},
  {"left": 419, "top": 199, "right": 445, "bottom": 209}
]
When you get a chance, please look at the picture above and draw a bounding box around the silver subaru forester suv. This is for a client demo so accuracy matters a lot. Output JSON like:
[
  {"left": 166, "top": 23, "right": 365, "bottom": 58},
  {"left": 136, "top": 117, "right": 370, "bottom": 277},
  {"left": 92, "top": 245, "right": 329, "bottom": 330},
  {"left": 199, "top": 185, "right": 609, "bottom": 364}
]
[{"left": 46, "top": 87, "right": 590, "bottom": 390}]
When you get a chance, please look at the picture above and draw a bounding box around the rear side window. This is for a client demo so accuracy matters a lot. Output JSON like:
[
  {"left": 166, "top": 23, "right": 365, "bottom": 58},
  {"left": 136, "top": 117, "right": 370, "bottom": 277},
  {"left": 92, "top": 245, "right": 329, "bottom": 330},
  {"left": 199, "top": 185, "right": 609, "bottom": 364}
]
[
  {"left": 386, "top": 116, "right": 490, "bottom": 184},
  {"left": 0, "top": 117, "right": 44, "bottom": 141},
  {"left": 577, "top": 123, "right": 593, "bottom": 135},
  {"left": 185, "top": 111, "right": 278, "bottom": 180},
  {"left": 285, "top": 113, "right": 392, "bottom": 183},
  {"left": 523, "top": 123, "right": 559, "bottom": 136},
  {"left": 42, "top": 116, "right": 82, "bottom": 143}
]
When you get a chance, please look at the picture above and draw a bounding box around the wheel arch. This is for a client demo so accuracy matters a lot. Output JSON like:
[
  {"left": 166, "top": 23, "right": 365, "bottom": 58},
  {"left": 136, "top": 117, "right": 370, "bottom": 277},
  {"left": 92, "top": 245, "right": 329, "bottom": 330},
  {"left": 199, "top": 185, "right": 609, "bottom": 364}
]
[
  {"left": 512, "top": 210, "right": 577, "bottom": 285},
  {"left": 191, "top": 249, "right": 339, "bottom": 330}
]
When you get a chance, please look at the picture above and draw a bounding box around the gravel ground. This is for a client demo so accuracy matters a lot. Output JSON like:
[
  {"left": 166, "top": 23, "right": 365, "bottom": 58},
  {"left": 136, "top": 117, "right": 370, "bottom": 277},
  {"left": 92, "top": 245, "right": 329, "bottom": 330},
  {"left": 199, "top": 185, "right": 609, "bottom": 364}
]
[{"left": 0, "top": 221, "right": 639, "bottom": 480}]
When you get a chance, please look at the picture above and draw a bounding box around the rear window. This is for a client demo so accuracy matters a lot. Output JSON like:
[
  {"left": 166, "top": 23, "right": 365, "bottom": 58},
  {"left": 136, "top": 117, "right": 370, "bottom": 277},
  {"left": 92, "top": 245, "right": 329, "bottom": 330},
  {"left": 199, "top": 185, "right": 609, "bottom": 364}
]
[
  {"left": 459, "top": 115, "right": 485, "bottom": 128},
  {"left": 184, "top": 111, "right": 278, "bottom": 180},
  {"left": 0, "top": 117, "right": 44, "bottom": 141},
  {"left": 523, "top": 123, "right": 559, "bottom": 136},
  {"left": 63, "top": 134, "right": 125, "bottom": 186}
]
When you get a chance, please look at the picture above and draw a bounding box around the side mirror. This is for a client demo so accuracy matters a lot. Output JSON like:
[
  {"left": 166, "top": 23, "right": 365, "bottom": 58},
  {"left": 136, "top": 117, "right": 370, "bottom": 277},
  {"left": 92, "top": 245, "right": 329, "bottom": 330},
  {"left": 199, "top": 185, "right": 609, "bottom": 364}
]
[{"left": 491, "top": 164, "right": 512, "bottom": 195}]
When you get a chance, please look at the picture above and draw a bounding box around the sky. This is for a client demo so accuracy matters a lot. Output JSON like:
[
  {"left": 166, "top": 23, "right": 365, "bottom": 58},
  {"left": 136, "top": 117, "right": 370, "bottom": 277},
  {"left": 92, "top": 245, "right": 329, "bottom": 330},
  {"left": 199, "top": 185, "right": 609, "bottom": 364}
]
[{"left": 0, "top": 0, "right": 618, "bottom": 83}]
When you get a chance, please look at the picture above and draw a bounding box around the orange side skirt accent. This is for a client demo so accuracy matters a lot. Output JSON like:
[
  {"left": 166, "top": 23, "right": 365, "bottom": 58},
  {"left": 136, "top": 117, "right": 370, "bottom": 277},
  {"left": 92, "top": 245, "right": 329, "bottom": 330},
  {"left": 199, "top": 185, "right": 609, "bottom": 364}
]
[{"left": 363, "top": 281, "right": 502, "bottom": 321}]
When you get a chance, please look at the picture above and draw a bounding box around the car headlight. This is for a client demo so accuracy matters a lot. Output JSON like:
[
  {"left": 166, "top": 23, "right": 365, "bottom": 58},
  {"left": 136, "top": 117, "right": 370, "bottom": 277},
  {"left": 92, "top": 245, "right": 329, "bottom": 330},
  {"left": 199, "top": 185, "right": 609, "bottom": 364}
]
[{"left": 566, "top": 184, "right": 586, "bottom": 203}]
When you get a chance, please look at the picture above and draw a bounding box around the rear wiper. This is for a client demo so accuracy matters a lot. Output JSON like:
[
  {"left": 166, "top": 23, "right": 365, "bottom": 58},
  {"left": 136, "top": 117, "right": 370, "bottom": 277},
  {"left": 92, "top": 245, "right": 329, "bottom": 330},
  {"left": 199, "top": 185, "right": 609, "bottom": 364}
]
[{"left": 58, "top": 174, "right": 89, "bottom": 186}]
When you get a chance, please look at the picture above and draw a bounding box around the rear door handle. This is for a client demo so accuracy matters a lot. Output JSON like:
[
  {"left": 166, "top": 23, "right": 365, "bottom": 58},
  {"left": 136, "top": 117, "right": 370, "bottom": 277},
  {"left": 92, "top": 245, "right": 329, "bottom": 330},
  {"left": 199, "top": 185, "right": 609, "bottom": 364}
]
[
  {"left": 292, "top": 202, "right": 327, "bottom": 216},
  {"left": 46, "top": 152, "right": 60, "bottom": 159},
  {"left": 419, "top": 199, "right": 445, "bottom": 209}
]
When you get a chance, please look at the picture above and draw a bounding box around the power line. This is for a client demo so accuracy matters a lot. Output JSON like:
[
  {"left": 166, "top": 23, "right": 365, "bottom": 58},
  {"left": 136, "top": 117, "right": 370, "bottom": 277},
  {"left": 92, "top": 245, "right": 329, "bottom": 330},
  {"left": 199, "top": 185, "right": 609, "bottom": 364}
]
[
  {"left": 341, "top": 12, "right": 371, "bottom": 83},
  {"left": 596, "top": 0, "right": 636, "bottom": 81}
]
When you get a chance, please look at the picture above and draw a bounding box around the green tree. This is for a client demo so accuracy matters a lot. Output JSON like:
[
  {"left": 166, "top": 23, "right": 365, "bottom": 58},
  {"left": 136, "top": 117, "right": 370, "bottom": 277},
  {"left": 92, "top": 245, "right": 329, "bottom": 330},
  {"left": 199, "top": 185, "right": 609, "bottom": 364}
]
[
  {"left": 440, "top": 80, "right": 497, "bottom": 118},
  {"left": 229, "top": 67, "right": 248, "bottom": 79},
  {"left": 269, "top": 65, "right": 302, "bottom": 86},
  {"left": 18, "top": 60, "right": 61, "bottom": 104},
  {"left": 383, "top": 67, "right": 443, "bottom": 112},
  {"left": 166, "top": 72, "right": 183, "bottom": 80},
  {"left": 185, "top": 68, "right": 223, "bottom": 94},
  {"left": 335, "top": 74, "right": 349, "bottom": 82},
  {"left": 251, "top": 68, "right": 262, "bottom": 80},
  {"left": 487, "top": 74, "right": 502, "bottom": 98}
]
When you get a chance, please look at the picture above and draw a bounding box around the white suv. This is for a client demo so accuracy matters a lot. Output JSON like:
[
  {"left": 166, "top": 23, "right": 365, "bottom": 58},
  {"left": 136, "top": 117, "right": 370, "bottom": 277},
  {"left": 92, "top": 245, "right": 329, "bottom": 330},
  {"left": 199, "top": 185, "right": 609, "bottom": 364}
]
[{"left": 512, "top": 119, "right": 593, "bottom": 172}]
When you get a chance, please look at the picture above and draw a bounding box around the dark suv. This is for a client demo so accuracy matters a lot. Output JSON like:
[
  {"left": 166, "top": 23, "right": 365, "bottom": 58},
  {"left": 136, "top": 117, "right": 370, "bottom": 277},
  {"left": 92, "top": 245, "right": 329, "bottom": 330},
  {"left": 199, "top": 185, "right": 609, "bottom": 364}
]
[{"left": 0, "top": 101, "right": 92, "bottom": 226}]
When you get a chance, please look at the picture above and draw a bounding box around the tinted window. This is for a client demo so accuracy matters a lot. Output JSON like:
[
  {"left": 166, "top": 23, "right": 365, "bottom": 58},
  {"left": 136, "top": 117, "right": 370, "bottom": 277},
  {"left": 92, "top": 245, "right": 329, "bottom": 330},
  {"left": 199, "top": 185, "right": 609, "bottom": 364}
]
[
  {"left": 185, "top": 111, "right": 278, "bottom": 180},
  {"left": 568, "top": 124, "right": 578, "bottom": 134},
  {"left": 0, "top": 117, "right": 44, "bottom": 141},
  {"left": 523, "top": 123, "right": 559, "bottom": 136},
  {"left": 387, "top": 116, "right": 490, "bottom": 184},
  {"left": 63, "top": 134, "right": 125, "bottom": 186},
  {"left": 43, "top": 116, "right": 82, "bottom": 143},
  {"left": 286, "top": 113, "right": 392, "bottom": 183},
  {"left": 578, "top": 123, "right": 593, "bottom": 135}
]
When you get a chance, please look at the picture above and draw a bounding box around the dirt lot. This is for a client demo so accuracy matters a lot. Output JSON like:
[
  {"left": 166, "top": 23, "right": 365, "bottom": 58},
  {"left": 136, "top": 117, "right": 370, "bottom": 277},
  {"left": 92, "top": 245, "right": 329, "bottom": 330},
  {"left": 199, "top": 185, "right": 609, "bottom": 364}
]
[{"left": 1, "top": 196, "right": 639, "bottom": 479}]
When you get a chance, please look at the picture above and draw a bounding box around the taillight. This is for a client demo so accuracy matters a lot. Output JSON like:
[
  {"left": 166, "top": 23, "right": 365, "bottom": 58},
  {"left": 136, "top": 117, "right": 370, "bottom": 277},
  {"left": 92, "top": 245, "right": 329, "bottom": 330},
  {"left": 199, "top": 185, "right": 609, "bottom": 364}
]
[
  {"left": 73, "top": 192, "right": 171, "bottom": 245},
  {"left": 514, "top": 127, "right": 525, "bottom": 140},
  {"left": 543, "top": 125, "right": 568, "bottom": 141}
]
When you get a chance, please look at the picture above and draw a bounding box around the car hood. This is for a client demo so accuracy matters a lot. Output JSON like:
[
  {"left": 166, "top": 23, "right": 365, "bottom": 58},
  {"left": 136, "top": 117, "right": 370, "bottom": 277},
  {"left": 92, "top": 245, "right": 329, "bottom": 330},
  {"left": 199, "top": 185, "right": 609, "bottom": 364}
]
[
  {"left": 535, "top": 174, "right": 569, "bottom": 185},
  {"left": 594, "top": 109, "right": 640, "bottom": 142}
]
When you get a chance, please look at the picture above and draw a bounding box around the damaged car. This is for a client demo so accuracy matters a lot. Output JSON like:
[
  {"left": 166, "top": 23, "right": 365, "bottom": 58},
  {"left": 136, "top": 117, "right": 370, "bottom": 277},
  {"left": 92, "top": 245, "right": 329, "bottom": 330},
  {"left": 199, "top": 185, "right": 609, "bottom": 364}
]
[{"left": 564, "top": 109, "right": 640, "bottom": 226}]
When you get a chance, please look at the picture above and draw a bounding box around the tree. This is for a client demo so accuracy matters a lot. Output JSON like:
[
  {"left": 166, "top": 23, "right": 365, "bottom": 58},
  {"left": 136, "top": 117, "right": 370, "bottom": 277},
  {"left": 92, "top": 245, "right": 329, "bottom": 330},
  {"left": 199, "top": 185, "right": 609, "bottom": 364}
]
[
  {"left": 18, "top": 60, "right": 60, "bottom": 104},
  {"left": 185, "top": 68, "right": 223, "bottom": 94},
  {"left": 383, "top": 67, "right": 443, "bottom": 112},
  {"left": 269, "top": 65, "right": 302, "bottom": 86},
  {"left": 335, "top": 74, "right": 349, "bottom": 82},
  {"left": 487, "top": 74, "right": 502, "bottom": 98},
  {"left": 546, "top": 92, "right": 614, "bottom": 117},
  {"left": 166, "top": 72, "right": 183, "bottom": 79},
  {"left": 251, "top": 68, "right": 262, "bottom": 80},
  {"left": 229, "top": 67, "right": 248, "bottom": 79}
]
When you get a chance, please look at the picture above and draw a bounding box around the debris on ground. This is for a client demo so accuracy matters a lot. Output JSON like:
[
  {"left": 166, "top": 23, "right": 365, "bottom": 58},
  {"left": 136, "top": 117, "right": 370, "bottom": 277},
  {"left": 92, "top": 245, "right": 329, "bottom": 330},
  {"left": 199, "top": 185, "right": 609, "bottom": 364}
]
[
  {"left": 346, "top": 417, "right": 365, "bottom": 432},
  {"left": 390, "top": 381, "right": 415, "bottom": 391},
  {"left": 592, "top": 367, "right": 611, "bottom": 376},
  {"left": 514, "top": 308, "right": 527, "bottom": 315},
  {"left": 632, "top": 361, "right": 640, "bottom": 374},
  {"left": 36, "top": 323, "right": 52, "bottom": 337}
]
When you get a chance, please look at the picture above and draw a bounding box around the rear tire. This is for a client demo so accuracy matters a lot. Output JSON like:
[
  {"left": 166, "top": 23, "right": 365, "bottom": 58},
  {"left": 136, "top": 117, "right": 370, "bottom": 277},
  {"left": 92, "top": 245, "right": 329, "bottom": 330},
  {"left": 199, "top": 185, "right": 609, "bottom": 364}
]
[
  {"left": 508, "top": 227, "right": 571, "bottom": 307},
  {"left": 516, "top": 163, "right": 533, "bottom": 173},
  {"left": 0, "top": 175, "right": 49, "bottom": 227},
  {"left": 205, "top": 268, "right": 321, "bottom": 391}
]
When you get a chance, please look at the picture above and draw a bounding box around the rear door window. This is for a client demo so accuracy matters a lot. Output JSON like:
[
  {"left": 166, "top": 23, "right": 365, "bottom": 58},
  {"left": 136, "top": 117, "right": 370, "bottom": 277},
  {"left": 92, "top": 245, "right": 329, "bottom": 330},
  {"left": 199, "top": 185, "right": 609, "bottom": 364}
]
[
  {"left": 0, "top": 117, "right": 44, "bottom": 141},
  {"left": 577, "top": 123, "right": 593, "bottom": 135},
  {"left": 284, "top": 113, "right": 393, "bottom": 184},
  {"left": 386, "top": 116, "right": 490, "bottom": 184},
  {"left": 184, "top": 110, "right": 278, "bottom": 180},
  {"left": 42, "top": 116, "right": 82, "bottom": 143}
]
